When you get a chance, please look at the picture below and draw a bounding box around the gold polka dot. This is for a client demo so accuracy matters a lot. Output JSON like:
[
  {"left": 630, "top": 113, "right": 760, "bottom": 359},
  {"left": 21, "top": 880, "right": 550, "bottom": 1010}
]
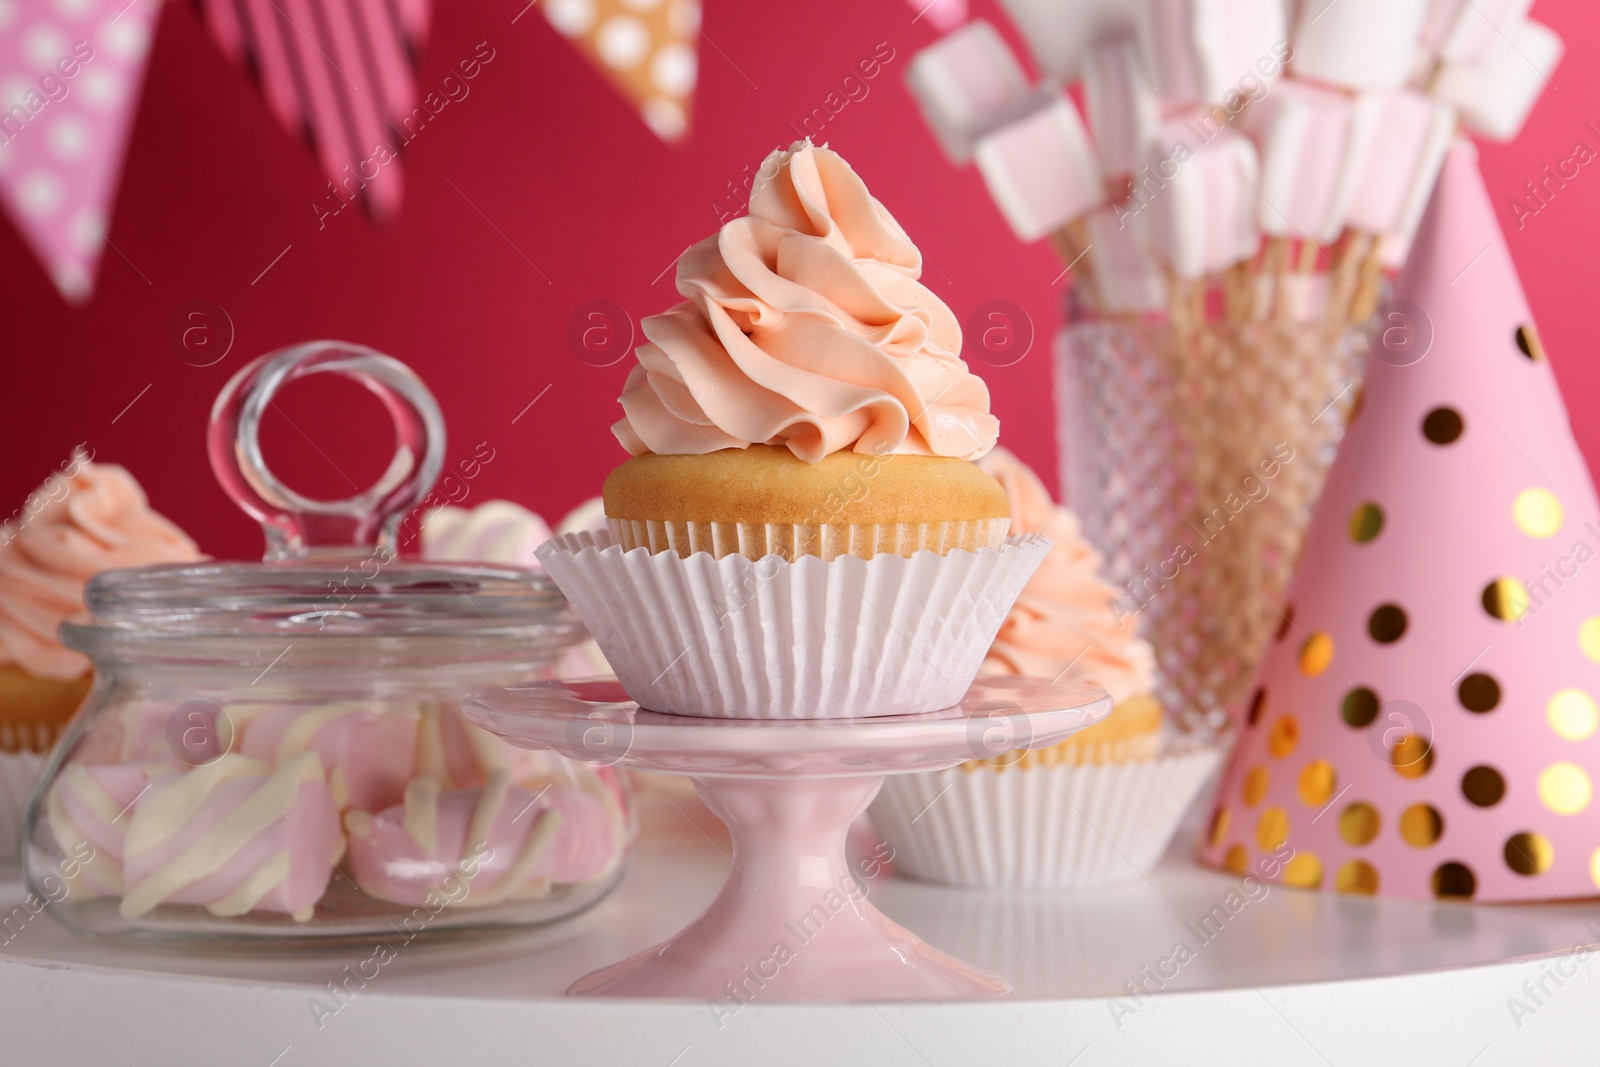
[
  {"left": 1482, "top": 577, "right": 1530, "bottom": 622},
  {"left": 1548, "top": 688, "right": 1599, "bottom": 740},
  {"left": 1247, "top": 688, "right": 1267, "bottom": 727},
  {"left": 1208, "top": 807, "right": 1231, "bottom": 848},
  {"left": 1461, "top": 765, "right": 1505, "bottom": 807},
  {"left": 1422, "top": 407, "right": 1463, "bottom": 444},
  {"left": 1283, "top": 852, "right": 1323, "bottom": 889},
  {"left": 1538, "top": 762, "right": 1592, "bottom": 815},
  {"left": 1368, "top": 604, "right": 1408, "bottom": 643},
  {"left": 1433, "top": 861, "right": 1476, "bottom": 899},
  {"left": 1342, "top": 687, "right": 1379, "bottom": 728},
  {"left": 1399, "top": 804, "right": 1442, "bottom": 847},
  {"left": 1581, "top": 618, "right": 1600, "bottom": 664},
  {"left": 1513, "top": 488, "right": 1563, "bottom": 539},
  {"left": 1297, "top": 760, "right": 1336, "bottom": 807},
  {"left": 1349, "top": 503, "right": 1384, "bottom": 544},
  {"left": 1516, "top": 323, "right": 1545, "bottom": 361},
  {"left": 1335, "top": 859, "right": 1379, "bottom": 895},
  {"left": 1505, "top": 832, "right": 1553, "bottom": 876},
  {"left": 1299, "top": 632, "right": 1334, "bottom": 677},
  {"left": 1391, "top": 734, "right": 1434, "bottom": 778},
  {"left": 1256, "top": 807, "right": 1289, "bottom": 851},
  {"left": 1338, "top": 802, "right": 1381, "bottom": 846},
  {"left": 1242, "top": 765, "right": 1269, "bottom": 807},
  {"left": 1457, "top": 673, "right": 1500, "bottom": 713},
  {"left": 1223, "top": 844, "right": 1249, "bottom": 874},
  {"left": 1268, "top": 715, "right": 1299, "bottom": 759}
]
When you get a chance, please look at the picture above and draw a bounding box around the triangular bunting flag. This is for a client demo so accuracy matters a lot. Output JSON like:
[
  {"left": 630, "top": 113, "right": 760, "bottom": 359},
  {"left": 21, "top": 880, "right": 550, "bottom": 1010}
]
[{"left": 0, "top": 0, "right": 164, "bottom": 303}]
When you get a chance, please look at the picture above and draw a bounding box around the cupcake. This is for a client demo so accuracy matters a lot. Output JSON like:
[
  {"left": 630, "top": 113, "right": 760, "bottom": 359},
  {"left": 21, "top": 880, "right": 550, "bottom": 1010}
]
[
  {"left": 869, "top": 449, "right": 1221, "bottom": 886},
  {"left": 0, "top": 453, "right": 200, "bottom": 860},
  {"left": 538, "top": 141, "right": 1049, "bottom": 718},
  {"left": 605, "top": 139, "right": 1007, "bottom": 563},
  {"left": 0, "top": 453, "right": 201, "bottom": 752}
]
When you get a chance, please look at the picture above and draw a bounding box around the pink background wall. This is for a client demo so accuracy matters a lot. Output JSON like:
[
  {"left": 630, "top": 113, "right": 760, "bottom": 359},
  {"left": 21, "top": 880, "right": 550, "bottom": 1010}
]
[{"left": 2, "top": 0, "right": 1594, "bottom": 560}]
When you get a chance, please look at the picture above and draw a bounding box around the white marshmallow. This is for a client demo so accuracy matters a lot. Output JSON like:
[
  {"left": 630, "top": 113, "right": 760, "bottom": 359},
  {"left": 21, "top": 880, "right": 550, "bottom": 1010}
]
[
  {"left": 1419, "top": 0, "right": 1535, "bottom": 67},
  {"left": 1139, "top": 0, "right": 1288, "bottom": 108},
  {"left": 1343, "top": 90, "right": 1456, "bottom": 243},
  {"left": 1084, "top": 207, "right": 1168, "bottom": 312},
  {"left": 996, "top": 0, "right": 1139, "bottom": 81},
  {"left": 1136, "top": 118, "right": 1261, "bottom": 278},
  {"left": 905, "top": 20, "right": 1032, "bottom": 165},
  {"left": 1242, "top": 79, "right": 1373, "bottom": 242},
  {"left": 1291, "top": 0, "right": 1429, "bottom": 90},
  {"left": 1432, "top": 19, "right": 1561, "bottom": 142}
]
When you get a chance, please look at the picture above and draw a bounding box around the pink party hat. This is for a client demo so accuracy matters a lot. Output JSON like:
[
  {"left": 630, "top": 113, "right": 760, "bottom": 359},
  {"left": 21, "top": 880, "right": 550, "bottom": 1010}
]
[{"left": 1197, "top": 141, "right": 1600, "bottom": 902}]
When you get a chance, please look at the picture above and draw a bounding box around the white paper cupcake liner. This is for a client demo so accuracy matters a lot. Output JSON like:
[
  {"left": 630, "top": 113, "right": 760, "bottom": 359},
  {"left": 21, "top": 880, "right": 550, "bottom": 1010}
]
[
  {"left": 607, "top": 517, "right": 1009, "bottom": 562},
  {"left": 869, "top": 740, "right": 1222, "bottom": 888},
  {"left": 536, "top": 531, "right": 1050, "bottom": 719},
  {"left": 0, "top": 749, "right": 44, "bottom": 864}
]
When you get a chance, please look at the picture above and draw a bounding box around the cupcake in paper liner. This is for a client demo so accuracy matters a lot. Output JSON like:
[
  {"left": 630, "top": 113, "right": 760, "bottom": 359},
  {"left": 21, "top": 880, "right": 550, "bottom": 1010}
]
[
  {"left": 535, "top": 140, "right": 1043, "bottom": 719},
  {"left": 870, "top": 449, "right": 1222, "bottom": 886}
]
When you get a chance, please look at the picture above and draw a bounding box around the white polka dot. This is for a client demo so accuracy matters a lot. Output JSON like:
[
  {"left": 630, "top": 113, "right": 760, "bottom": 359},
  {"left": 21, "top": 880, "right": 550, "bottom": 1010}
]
[
  {"left": 24, "top": 25, "right": 70, "bottom": 71},
  {"left": 1, "top": 77, "right": 32, "bottom": 112},
  {"left": 47, "top": 114, "right": 90, "bottom": 161},
  {"left": 597, "top": 15, "right": 650, "bottom": 69},
  {"left": 52, "top": 260, "right": 91, "bottom": 303},
  {"left": 99, "top": 19, "right": 150, "bottom": 61},
  {"left": 51, "top": 0, "right": 95, "bottom": 20},
  {"left": 17, "top": 170, "right": 63, "bottom": 218},
  {"left": 543, "top": 0, "right": 595, "bottom": 37},
  {"left": 68, "top": 212, "right": 104, "bottom": 254},
  {"left": 77, "top": 68, "right": 115, "bottom": 110},
  {"left": 641, "top": 96, "right": 686, "bottom": 139},
  {"left": 620, "top": 0, "right": 664, "bottom": 10},
  {"left": 650, "top": 43, "right": 696, "bottom": 97}
]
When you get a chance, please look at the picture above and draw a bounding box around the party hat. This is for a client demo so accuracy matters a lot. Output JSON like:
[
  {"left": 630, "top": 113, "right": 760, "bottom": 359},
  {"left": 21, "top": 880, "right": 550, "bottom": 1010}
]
[
  {"left": 1197, "top": 142, "right": 1600, "bottom": 902},
  {"left": 541, "top": 0, "right": 700, "bottom": 143}
]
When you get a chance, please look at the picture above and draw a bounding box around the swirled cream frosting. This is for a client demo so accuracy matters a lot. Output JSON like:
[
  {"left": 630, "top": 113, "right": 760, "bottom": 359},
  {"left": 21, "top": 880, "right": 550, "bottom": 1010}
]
[{"left": 614, "top": 140, "right": 999, "bottom": 463}]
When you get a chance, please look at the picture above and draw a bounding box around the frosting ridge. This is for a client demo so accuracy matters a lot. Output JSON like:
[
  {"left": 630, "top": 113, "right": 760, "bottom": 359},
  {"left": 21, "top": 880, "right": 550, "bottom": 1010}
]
[{"left": 615, "top": 141, "right": 999, "bottom": 463}]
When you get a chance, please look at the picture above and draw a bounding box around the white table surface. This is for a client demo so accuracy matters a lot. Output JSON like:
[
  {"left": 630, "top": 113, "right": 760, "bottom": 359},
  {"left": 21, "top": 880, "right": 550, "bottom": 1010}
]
[{"left": 1, "top": 778, "right": 1597, "bottom": 1065}]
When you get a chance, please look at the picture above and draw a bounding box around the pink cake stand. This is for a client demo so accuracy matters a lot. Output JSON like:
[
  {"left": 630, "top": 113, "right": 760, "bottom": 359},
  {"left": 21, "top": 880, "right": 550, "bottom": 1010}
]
[{"left": 464, "top": 676, "right": 1111, "bottom": 1001}]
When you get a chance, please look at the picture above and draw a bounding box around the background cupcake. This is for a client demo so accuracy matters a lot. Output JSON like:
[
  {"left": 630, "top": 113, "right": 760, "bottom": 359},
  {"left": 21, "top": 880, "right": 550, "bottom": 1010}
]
[
  {"left": 0, "top": 452, "right": 200, "bottom": 857},
  {"left": 870, "top": 450, "right": 1221, "bottom": 887},
  {"left": 540, "top": 140, "right": 1049, "bottom": 718}
]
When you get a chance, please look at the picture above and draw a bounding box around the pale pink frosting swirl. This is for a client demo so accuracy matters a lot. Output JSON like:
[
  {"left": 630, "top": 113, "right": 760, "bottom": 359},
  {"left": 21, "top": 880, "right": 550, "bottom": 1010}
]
[
  {"left": 978, "top": 448, "right": 1155, "bottom": 704},
  {"left": 614, "top": 141, "right": 999, "bottom": 462},
  {"left": 0, "top": 459, "right": 201, "bottom": 680}
]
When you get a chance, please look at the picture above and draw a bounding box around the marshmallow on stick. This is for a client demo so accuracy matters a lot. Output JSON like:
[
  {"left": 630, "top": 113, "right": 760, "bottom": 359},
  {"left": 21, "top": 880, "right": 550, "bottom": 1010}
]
[
  {"left": 1432, "top": 19, "right": 1562, "bottom": 142},
  {"left": 1082, "top": 37, "right": 1161, "bottom": 181},
  {"left": 1083, "top": 207, "right": 1169, "bottom": 314},
  {"left": 1419, "top": 0, "right": 1535, "bottom": 67},
  {"left": 974, "top": 92, "right": 1107, "bottom": 243},
  {"left": 1291, "top": 0, "right": 1429, "bottom": 90},
  {"left": 1138, "top": 119, "right": 1261, "bottom": 280},
  {"left": 905, "top": 20, "right": 1033, "bottom": 165},
  {"left": 996, "top": 0, "right": 1138, "bottom": 81},
  {"left": 1138, "top": 0, "right": 1287, "bottom": 108}
]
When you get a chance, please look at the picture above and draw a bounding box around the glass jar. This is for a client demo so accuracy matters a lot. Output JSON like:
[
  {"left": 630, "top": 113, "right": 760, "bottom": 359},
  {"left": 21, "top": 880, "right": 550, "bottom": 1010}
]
[{"left": 22, "top": 342, "right": 632, "bottom": 943}]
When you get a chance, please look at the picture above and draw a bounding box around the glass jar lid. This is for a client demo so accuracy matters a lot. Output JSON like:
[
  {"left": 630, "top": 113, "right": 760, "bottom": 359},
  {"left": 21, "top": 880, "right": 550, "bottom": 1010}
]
[{"left": 62, "top": 341, "right": 585, "bottom": 666}]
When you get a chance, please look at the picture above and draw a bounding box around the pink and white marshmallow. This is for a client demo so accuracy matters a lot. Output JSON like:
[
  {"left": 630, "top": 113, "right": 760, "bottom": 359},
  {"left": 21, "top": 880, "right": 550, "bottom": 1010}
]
[
  {"left": 118, "top": 752, "right": 342, "bottom": 921},
  {"left": 421, "top": 501, "right": 554, "bottom": 571},
  {"left": 46, "top": 761, "right": 158, "bottom": 896},
  {"left": 1242, "top": 79, "right": 1372, "bottom": 242},
  {"left": 974, "top": 93, "right": 1106, "bottom": 242},
  {"left": 237, "top": 701, "right": 418, "bottom": 813},
  {"left": 1139, "top": 119, "right": 1261, "bottom": 278},
  {"left": 1418, "top": 0, "right": 1535, "bottom": 68},
  {"left": 1343, "top": 89, "right": 1456, "bottom": 244},
  {"left": 905, "top": 20, "right": 1033, "bottom": 165},
  {"left": 1082, "top": 38, "right": 1161, "bottom": 178},
  {"left": 1138, "top": 0, "right": 1287, "bottom": 108},
  {"left": 1431, "top": 20, "right": 1562, "bottom": 142},
  {"left": 1083, "top": 207, "right": 1168, "bottom": 313},
  {"left": 997, "top": 0, "right": 1139, "bottom": 81},
  {"left": 1291, "top": 0, "right": 1429, "bottom": 90},
  {"left": 344, "top": 772, "right": 625, "bottom": 908}
]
